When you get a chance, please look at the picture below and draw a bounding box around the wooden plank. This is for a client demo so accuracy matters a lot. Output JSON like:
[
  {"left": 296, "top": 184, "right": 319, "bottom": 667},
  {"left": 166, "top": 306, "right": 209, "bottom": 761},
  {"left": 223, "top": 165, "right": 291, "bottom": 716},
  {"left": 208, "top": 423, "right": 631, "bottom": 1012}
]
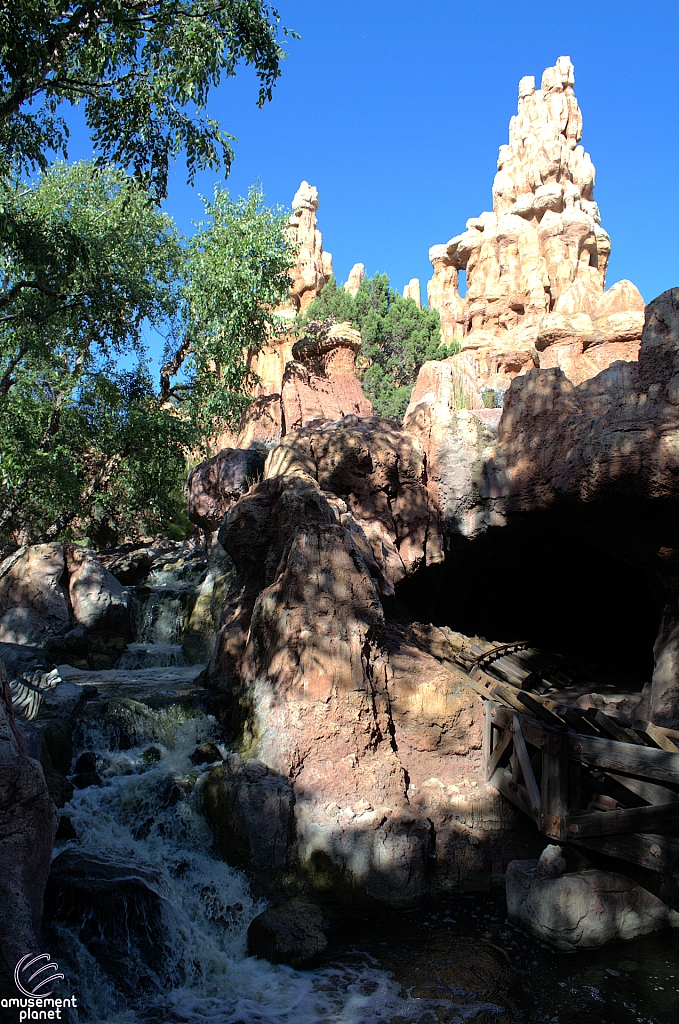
[
  {"left": 571, "top": 832, "right": 679, "bottom": 877},
  {"left": 592, "top": 711, "right": 644, "bottom": 745},
  {"left": 483, "top": 701, "right": 492, "bottom": 775},
  {"left": 605, "top": 772, "right": 679, "bottom": 806},
  {"left": 541, "top": 730, "right": 568, "bottom": 840},
  {"left": 513, "top": 716, "right": 541, "bottom": 818},
  {"left": 565, "top": 800, "right": 679, "bottom": 838},
  {"left": 490, "top": 767, "right": 535, "bottom": 820},
  {"left": 568, "top": 760, "right": 582, "bottom": 812},
  {"left": 568, "top": 733, "right": 679, "bottom": 786},
  {"left": 517, "top": 690, "right": 567, "bottom": 730},
  {"left": 486, "top": 723, "right": 514, "bottom": 781},
  {"left": 633, "top": 720, "right": 679, "bottom": 753},
  {"left": 489, "top": 702, "right": 548, "bottom": 748}
]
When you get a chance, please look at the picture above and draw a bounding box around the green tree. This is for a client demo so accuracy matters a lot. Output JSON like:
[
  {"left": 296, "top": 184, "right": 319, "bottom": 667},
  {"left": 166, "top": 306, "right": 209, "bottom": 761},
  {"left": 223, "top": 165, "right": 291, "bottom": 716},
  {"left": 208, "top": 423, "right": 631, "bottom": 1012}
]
[
  {"left": 0, "top": 0, "right": 294, "bottom": 197},
  {"left": 305, "top": 272, "right": 459, "bottom": 418},
  {"left": 0, "top": 161, "right": 189, "bottom": 543},
  {"left": 160, "top": 182, "right": 294, "bottom": 439}
]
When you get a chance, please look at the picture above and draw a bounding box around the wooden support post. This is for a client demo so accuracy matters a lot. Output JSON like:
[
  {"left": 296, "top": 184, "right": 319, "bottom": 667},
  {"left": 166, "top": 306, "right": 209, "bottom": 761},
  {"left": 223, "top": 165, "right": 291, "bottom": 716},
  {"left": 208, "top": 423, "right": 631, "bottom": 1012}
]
[
  {"left": 512, "top": 715, "right": 541, "bottom": 820},
  {"left": 541, "top": 730, "right": 568, "bottom": 840},
  {"left": 483, "top": 701, "right": 492, "bottom": 776}
]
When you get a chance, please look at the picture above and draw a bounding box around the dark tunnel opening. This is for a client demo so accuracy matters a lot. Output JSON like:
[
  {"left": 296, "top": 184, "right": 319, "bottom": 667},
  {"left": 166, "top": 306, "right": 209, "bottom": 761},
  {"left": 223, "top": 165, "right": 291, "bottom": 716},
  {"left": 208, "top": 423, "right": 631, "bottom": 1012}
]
[{"left": 396, "top": 514, "right": 661, "bottom": 690}]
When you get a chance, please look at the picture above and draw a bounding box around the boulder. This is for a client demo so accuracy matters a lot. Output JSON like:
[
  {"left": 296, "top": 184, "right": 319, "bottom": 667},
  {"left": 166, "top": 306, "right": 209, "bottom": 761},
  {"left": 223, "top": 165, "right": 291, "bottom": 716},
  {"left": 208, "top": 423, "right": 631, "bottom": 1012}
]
[
  {"left": 0, "top": 544, "right": 70, "bottom": 644},
  {"left": 187, "top": 447, "right": 267, "bottom": 532},
  {"left": 65, "top": 545, "right": 129, "bottom": 633},
  {"left": 202, "top": 754, "right": 294, "bottom": 870},
  {"left": 0, "top": 660, "right": 58, "bottom": 976},
  {"left": 45, "top": 850, "right": 183, "bottom": 993},
  {"left": 506, "top": 846, "right": 679, "bottom": 949},
  {"left": 247, "top": 899, "right": 328, "bottom": 968}
]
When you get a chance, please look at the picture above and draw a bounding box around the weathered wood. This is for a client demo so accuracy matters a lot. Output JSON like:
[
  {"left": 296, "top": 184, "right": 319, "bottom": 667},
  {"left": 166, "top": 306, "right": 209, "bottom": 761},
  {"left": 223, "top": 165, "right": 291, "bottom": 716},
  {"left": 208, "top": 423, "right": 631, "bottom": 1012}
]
[
  {"left": 633, "top": 720, "right": 679, "bottom": 753},
  {"left": 592, "top": 711, "right": 644, "bottom": 745},
  {"left": 489, "top": 702, "right": 547, "bottom": 748},
  {"left": 486, "top": 722, "right": 514, "bottom": 781},
  {"left": 483, "top": 701, "right": 492, "bottom": 775},
  {"left": 541, "top": 730, "right": 568, "bottom": 840},
  {"left": 490, "top": 767, "right": 535, "bottom": 820},
  {"left": 568, "top": 760, "right": 582, "bottom": 812},
  {"left": 571, "top": 832, "right": 679, "bottom": 875},
  {"left": 605, "top": 772, "right": 679, "bottom": 806},
  {"left": 517, "top": 690, "right": 567, "bottom": 729},
  {"left": 566, "top": 800, "right": 679, "bottom": 838},
  {"left": 513, "top": 716, "right": 541, "bottom": 819},
  {"left": 568, "top": 734, "right": 679, "bottom": 786}
]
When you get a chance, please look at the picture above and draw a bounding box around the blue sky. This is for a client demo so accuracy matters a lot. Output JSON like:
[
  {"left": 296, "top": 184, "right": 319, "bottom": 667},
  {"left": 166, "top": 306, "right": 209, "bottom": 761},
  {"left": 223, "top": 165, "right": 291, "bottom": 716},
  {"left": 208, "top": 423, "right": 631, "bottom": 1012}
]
[{"left": 65, "top": 1, "right": 679, "bottom": 310}]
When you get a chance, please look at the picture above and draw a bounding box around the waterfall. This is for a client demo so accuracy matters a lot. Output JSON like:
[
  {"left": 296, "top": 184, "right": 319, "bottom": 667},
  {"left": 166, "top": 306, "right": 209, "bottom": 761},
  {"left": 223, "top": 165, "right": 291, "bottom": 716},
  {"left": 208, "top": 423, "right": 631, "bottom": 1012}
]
[{"left": 47, "top": 703, "right": 470, "bottom": 1023}]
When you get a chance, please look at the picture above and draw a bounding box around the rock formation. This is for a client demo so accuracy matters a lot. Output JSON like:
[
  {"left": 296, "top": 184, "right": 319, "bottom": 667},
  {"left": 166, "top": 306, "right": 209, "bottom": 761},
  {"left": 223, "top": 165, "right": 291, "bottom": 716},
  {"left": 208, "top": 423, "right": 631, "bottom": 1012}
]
[
  {"left": 427, "top": 57, "right": 645, "bottom": 404},
  {"left": 403, "top": 278, "right": 422, "bottom": 308},
  {"left": 281, "top": 319, "right": 374, "bottom": 431},
  {"left": 507, "top": 846, "right": 679, "bottom": 949},
  {"left": 0, "top": 659, "right": 58, "bottom": 977},
  {"left": 344, "top": 262, "right": 365, "bottom": 296},
  {"left": 250, "top": 181, "right": 334, "bottom": 399}
]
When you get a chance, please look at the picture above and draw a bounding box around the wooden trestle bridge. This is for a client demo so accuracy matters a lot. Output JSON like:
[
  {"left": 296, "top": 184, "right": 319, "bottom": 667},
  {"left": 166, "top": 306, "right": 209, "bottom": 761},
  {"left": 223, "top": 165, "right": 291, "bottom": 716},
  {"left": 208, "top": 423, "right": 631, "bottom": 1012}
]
[{"left": 462, "top": 641, "right": 679, "bottom": 881}]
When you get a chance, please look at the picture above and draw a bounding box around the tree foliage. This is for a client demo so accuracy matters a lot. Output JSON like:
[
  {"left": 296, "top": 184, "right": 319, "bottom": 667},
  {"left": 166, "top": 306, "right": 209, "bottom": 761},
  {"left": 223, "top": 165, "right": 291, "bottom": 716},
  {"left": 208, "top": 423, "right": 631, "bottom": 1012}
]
[
  {"left": 304, "top": 273, "right": 459, "bottom": 418},
  {"left": 0, "top": 162, "right": 188, "bottom": 544},
  {"left": 161, "top": 182, "right": 294, "bottom": 438},
  {"left": 0, "top": 166, "right": 293, "bottom": 544},
  {"left": 0, "top": 0, "right": 294, "bottom": 197}
]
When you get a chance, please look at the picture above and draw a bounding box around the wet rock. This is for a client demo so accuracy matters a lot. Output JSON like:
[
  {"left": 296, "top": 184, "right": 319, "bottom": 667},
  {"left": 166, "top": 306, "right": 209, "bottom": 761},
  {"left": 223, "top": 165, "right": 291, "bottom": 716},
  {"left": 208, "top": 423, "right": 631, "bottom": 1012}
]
[
  {"left": 506, "top": 847, "right": 679, "bottom": 949},
  {"left": 247, "top": 899, "right": 328, "bottom": 968},
  {"left": 74, "top": 750, "right": 97, "bottom": 774},
  {"left": 202, "top": 754, "right": 294, "bottom": 870},
  {"left": 45, "top": 849, "right": 184, "bottom": 994},
  {"left": 71, "top": 770, "right": 102, "bottom": 789},
  {"left": 143, "top": 745, "right": 163, "bottom": 764},
  {"left": 190, "top": 741, "right": 222, "bottom": 765},
  {"left": 0, "top": 660, "right": 58, "bottom": 975},
  {"left": 55, "top": 815, "right": 77, "bottom": 841}
]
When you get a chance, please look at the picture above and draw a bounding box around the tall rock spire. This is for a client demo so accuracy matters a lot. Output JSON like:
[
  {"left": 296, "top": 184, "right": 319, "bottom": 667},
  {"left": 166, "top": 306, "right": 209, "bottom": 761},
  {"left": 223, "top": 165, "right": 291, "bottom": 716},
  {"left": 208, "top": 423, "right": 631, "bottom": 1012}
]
[{"left": 425, "top": 57, "right": 644, "bottom": 402}]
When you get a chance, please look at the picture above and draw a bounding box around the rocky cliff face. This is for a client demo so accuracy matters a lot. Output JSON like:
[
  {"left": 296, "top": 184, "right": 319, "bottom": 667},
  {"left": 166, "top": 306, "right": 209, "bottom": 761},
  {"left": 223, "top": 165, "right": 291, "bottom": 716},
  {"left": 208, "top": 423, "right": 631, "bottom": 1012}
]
[{"left": 427, "top": 56, "right": 645, "bottom": 405}]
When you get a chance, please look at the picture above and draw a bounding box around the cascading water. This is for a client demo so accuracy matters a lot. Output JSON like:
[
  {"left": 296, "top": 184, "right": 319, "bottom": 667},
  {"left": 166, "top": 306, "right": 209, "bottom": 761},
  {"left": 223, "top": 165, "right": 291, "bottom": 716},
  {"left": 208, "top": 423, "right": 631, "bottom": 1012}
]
[{"left": 48, "top": 700, "right": 492, "bottom": 1024}]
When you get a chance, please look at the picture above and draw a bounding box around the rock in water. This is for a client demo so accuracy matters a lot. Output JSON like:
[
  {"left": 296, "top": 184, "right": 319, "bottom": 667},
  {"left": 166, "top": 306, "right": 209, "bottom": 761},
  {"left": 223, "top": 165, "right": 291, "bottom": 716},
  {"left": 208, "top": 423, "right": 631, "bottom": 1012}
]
[
  {"left": 247, "top": 899, "right": 328, "bottom": 968},
  {"left": 506, "top": 847, "right": 679, "bottom": 949},
  {"left": 202, "top": 754, "right": 294, "bottom": 870},
  {"left": 0, "top": 660, "right": 58, "bottom": 976},
  {"left": 44, "top": 850, "right": 184, "bottom": 994}
]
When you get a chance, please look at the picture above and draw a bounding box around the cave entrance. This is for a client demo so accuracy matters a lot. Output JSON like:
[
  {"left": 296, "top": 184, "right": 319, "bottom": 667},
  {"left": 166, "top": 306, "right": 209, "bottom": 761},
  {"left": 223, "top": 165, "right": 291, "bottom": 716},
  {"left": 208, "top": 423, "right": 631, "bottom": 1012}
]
[{"left": 397, "top": 513, "right": 660, "bottom": 695}]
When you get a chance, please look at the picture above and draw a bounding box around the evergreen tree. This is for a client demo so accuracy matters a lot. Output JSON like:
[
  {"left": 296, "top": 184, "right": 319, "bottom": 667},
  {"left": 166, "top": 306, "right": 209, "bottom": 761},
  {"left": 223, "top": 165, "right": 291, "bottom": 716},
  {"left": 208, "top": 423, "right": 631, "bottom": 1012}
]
[{"left": 304, "top": 273, "right": 459, "bottom": 418}]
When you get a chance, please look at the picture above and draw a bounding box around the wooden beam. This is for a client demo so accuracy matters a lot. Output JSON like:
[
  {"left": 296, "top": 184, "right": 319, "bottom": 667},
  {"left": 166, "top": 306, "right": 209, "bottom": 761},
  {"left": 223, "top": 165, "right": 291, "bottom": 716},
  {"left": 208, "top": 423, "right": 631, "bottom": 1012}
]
[
  {"left": 486, "top": 723, "right": 514, "bottom": 781},
  {"left": 542, "top": 729, "right": 569, "bottom": 840},
  {"left": 483, "top": 701, "right": 492, "bottom": 775},
  {"left": 568, "top": 734, "right": 679, "bottom": 786},
  {"left": 490, "top": 767, "right": 535, "bottom": 820},
  {"left": 605, "top": 772, "right": 679, "bottom": 806},
  {"left": 633, "top": 720, "right": 679, "bottom": 753},
  {"left": 565, "top": 800, "right": 679, "bottom": 838},
  {"left": 517, "top": 690, "right": 567, "bottom": 730},
  {"left": 571, "top": 832, "right": 679, "bottom": 877},
  {"left": 592, "top": 711, "right": 644, "bottom": 746},
  {"left": 513, "top": 715, "right": 541, "bottom": 819}
]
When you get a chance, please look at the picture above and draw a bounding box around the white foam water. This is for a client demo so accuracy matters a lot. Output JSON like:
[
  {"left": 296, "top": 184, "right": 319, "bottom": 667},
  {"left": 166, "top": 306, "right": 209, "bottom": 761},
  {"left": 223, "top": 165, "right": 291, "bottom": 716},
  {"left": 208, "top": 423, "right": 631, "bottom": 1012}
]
[{"left": 54, "top": 705, "right": 499, "bottom": 1024}]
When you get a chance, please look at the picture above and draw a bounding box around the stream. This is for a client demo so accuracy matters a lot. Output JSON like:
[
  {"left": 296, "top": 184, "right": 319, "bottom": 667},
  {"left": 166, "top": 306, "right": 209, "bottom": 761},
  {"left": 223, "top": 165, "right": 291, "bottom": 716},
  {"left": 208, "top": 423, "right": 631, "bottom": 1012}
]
[{"left": 44, "top": 567, "right": 679, "bottom": 1024}]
